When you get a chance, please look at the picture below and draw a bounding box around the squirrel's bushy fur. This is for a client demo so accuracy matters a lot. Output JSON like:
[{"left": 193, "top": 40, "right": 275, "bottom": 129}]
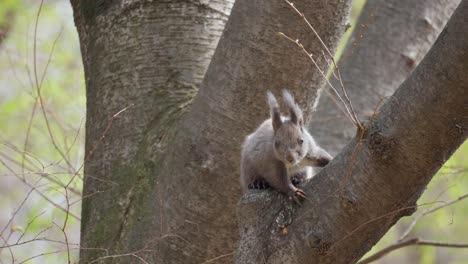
[{"left": 240, "top": 90, "right": 332, "bottom": 203}]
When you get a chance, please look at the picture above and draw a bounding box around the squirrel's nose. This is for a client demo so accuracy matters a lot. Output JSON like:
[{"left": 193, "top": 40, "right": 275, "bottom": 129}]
[{"left": 286, "top": 154, "right": 294, "bottom": 163}]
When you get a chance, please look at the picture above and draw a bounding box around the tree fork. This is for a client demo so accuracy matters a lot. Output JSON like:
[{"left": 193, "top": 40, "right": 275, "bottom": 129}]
[
  {"left": 311, "top": 0, "right": 461, "bottom": 155},
  {"left": 236, "top": 1, "right": 468, "bottom": 263}
]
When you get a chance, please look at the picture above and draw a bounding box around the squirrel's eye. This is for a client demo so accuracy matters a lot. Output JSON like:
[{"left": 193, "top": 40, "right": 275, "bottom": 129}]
[
  {"left": 275, "top": 141, "right": 280, "bottom": 148},
  {"left": 298, "top": 138, "right": 304, "bottom": 145}
]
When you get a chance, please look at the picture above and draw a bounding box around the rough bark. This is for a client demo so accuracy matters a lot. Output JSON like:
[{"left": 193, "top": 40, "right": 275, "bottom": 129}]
[
  {"left": 153, "top": 0, "right": 351, "bottom": 263},
  {"left": 310, "top": 0, "right": 460, "bottom": 155},
  {"left": 236, "top": 1, "right": 468, "bottom": 263},
  {"left": 71, "top": 0, "right": 234, "bottom": 263},
  {"left": 73, "top": 0, "right": 351, "bottom": 263}
]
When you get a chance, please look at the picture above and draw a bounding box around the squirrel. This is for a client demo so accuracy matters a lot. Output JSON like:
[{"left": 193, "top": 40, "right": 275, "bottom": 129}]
[{"left": 240, "top": 90, "right": 332, "bottom": 203}]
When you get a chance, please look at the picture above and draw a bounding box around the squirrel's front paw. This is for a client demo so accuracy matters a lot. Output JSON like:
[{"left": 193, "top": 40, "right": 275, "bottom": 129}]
[{"left": 288, "top": 188, "right": 306, "bottom": 204}]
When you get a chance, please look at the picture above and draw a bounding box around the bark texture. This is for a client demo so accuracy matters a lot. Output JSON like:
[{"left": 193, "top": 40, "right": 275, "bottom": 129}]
[
  {"left": 73, "top": 0, "right": 351, "bottom": 263},
  {"left": 236, "top": 1, "right": 468, "bottom": 263},
  {"left": 152, "top": 0, "right": 351, "bottom": 262},
  {"left": 311, "top": 0, "right": 460, "bottom": 155},
  {"left": 71, "top": 0, "right": 234, "bottom": 263}
]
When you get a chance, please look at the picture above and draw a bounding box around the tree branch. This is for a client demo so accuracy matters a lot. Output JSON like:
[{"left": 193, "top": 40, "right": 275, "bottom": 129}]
[
  {"left": 358, "top": 238, "right": 468, "bottom": 264},
  {"left": 236, "top": 0, "right": 468, "bottom": 262},
  {"left": 154, "top": 0, "right": 352, "bottom": 262},
  {"left": 399, "top": 193, "right": 468, "bottom": 241},
  {"left": 311, "top": 0, "right": 461, "bottom": 155}
]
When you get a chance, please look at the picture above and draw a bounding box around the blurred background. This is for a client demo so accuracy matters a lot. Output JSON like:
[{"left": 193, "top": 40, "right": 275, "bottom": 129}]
[{"left": 0, "top": 0, "right": 466, "bottom": 263}]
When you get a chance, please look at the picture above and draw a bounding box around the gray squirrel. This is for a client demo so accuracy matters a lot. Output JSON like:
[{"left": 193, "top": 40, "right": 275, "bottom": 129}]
[{"left": 240, "top": 90, "right": 332, "bottom": 203}]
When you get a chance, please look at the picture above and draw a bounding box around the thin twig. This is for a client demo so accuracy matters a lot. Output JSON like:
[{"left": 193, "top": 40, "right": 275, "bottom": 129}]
[
  {"left": 0, "top": 237, "right": 77, "bottom": 249},
  {"left": 0, "top": 176, "right": 44, "bottom": 237},
  {"left": 199, "top": 252, "right": 235, "bottom": 264},
  {"left": 284, "top": 0, "right": 362, "bottom": 129},
  {"left": 21, "top": 97, "right": 39, "bottom": 178},
  {"left": 333, "top": 97, "right": 383, "bottom": 195},
  {"left": 278, "top": 32, "right": 357, "bottom": 127},
  {"left": 21, "top": 26, "right": 64, "bottom": 178},
  {"left": 0, "top": 235, "right": 14, "bottom": 264},
  {"left": 33, "top": 0, "right": 77, "bottom": 175},
  {"left": 17, "top": 247, "right": 80, "bottom": 264},
  {"left": 358, "top": 238, "right": 468, "bottom": 264},
  {"left": 15, "top": 211, "right": 46, "bottom": 243},
  {"left": 0, "top": 159, "right": 80, "bottom": 220},
  {"left": 332, "top": 201, "right": 444, "bottom": 248},
  {"left": 65, "top": 104, "right": 133, "bottom": 188},
  {"left": 399, "top": 193, "right": 468, "bottom": 241},
  {"left": 88, "top": 249, "right": 152, "bottom": 264}
]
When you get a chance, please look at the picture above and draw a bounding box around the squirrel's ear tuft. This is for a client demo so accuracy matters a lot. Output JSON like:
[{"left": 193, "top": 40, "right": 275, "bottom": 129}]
[
  {"left": 282, "top": 89, "right": 303, "bottom": 126},
  {"left": 267, "top": 91, "right": 282, "bottom": 131}
]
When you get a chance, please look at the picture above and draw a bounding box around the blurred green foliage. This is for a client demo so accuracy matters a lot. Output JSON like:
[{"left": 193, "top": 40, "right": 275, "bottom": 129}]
[
  {"left": 0, "top": 0, "right": 84, "bottom": 263},
  {"left": 0, "top": 0, "right": 21, "bottom": 26},
  {"left": 362, "top": 143, "right": 468, "bottom": 263}
]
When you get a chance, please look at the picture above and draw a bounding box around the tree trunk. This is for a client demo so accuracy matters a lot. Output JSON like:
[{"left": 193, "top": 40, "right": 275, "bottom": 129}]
[
  {"left": 72, "top": 0, "right": 351, "bottom": 263},
  {"left": 154, "top": 0, "right": 350, "bottom": 262},
  {"left": 236, "top": 1, "right": 468, "bottom": 263},
  {"left": 71, "top": 0, "right": 234, "bottom": 262},
  {"left": 311, "top": 0, "right": 460, "bottom": 155}
]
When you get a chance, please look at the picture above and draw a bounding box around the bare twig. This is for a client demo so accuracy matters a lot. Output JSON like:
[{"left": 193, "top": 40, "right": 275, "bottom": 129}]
[
  {"left": 399, "top": 193, "right": 468, "bottom": 241},
  {"left": 333, "top": 97, "right": 383, "bottom": 195},
  {"left": 0, "top": 149, "right": 81, "bottom": 195},
  {"left": 358, "top": 238, "right": 468, "bottom": 264},
  {"left": 0, "top": 176, "right": 44, "bottom": 237},
  {"left": 339, "top": 12, "right": 375, "bottom": 67},
  {"left": 1, "top": 237, "right": 77, "bottom": 249},
  {"left": 0, "top": 159, "right": 80, "bottom": 220},
  {"left": 65, "top": 104, "right": 133, "bottom": 188},
  {"left": 0, "top": 235, "right": 14, "bottom": 264},
  {"left": 33, "top": 0, "right": 77, "bottom": 175},
  {"left": 17, "top": 248, "right": 80, "bottom": 264},
  {"left": 21, "top": 97, "right": 39, "bottom": 178},
  {"left": 284, "top": 0, "right": 362, "bottom": 130},
  {"left": 199, "top": 252, "right": 235, "bottom": 264},
  {"left": 332, "top": 201, "right": 445, "bottom": 248},
  {"left": 15, "top": 211, "right": 46, "bottom": 243},
  {"left": 22, "top": 26, "right": 64, "bottom": 178},
  {"left": 278, "top": 32, "right": 357, "bottom": 127},
  {"left": 87, "top": 249, "right": 152, "bottom": 264}
]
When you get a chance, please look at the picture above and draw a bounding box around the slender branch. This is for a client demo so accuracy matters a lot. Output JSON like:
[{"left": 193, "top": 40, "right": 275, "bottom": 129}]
[
  {"left": 18, "top": 248, "right": 80, "bottom": 264},
  {"left": 284, "top": 0, "right": 362, "bottom": 129},
  {"left": 21, "top": 97, "right": 39, "bottom": 177},
  {"left": 22, "top": 26, "right": 64, "bottom": 178},
  {"left": 0, "top": 148, "right": 81, "bottom": 195},
  {"left": 0, "top": 235, "right": 14, "bottom": 263},
  {"left": 65, "top": 104, "right": 133, "bottom": 188},
  {"left": 358, "top": 238, "right": 468, "bottom": 264},
  {"left": 33, "top": 0, "right": 77, "bottom": 174},
  {"left": 399, "top": 193, "right": 468, "bottom": 241},
  {"left": 331, "top": 201, "right": 444, "bottom": 249},
  {"left": 88, "top": 249, "right": 152, "bottom": 264},
  {"left": 199, "top": 252, "right": 234, "bottom": 264},
  {"left": 0, "top": 237, "right": 77, "bottom": 249},
  {"left": 0, "top": 159, "right": 80, "bottom": 220},
  {"left": 278, "top": 32, "right": 357, "bottom": 127},
  {"left": 15, "top": 211, "right": 46, "bottom": 243}
]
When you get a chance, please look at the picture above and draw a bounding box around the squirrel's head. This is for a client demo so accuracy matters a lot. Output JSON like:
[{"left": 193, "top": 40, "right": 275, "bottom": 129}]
[{"left": 268, "top": 90, "right": 309, "bottom": 167}]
